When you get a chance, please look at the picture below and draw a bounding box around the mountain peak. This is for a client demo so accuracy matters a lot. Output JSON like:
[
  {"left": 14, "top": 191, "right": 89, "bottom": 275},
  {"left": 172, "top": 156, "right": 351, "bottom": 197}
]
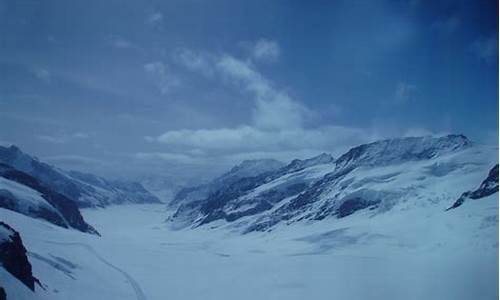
[
  {"left": 335, "top": 134, "right": 471, "bottom": 170},
  {"left": 286, "top": 153, "right": 334, "bottom": 172},
  {"left": 225, "top": 159, "right": 285, "bottom": 177}
]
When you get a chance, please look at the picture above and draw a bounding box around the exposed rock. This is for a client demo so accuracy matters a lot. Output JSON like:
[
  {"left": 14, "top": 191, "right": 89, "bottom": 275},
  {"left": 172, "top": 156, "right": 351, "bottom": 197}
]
[
  {"left": 0, "top": 222, "right": 36, "bottom": 291},
  {"left": 447, "top": 164, "right": 499, "bottom": 210}
]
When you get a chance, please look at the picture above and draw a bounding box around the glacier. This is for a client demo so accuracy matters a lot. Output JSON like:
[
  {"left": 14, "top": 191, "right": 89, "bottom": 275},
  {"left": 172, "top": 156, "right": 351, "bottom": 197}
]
[{"left": 0, "top": 134, "right": 498, "bottom": 300}]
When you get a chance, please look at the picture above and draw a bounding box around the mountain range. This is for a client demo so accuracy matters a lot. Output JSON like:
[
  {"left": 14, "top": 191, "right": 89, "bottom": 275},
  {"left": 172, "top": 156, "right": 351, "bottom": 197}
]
[
  {"left": 0, "top": 145, "right": 160, "bottom": 208},
  {"left": 0, "top": 134, "right": 498, "bottom": 300},
  {"left": 169, "top": 134, "right": 498, "bottom": 233}
]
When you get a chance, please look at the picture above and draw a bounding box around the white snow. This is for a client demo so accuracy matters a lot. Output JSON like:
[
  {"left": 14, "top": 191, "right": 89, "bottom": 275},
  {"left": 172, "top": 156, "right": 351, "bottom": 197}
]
[
  {"left": 0, "top": 138, "right": 497, "bottom": 300},
  {"left": 1, "top": 194, "right": 497, "bottom": 300},
  {"left": 0, "top": 177, "right": 56, "bottom": 214}
]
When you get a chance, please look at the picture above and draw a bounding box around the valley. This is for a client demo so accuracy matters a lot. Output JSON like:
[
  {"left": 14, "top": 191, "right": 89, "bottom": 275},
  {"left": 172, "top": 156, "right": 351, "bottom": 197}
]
[{"left": 0, "top": 135, "right": 498, "bottom": 300}]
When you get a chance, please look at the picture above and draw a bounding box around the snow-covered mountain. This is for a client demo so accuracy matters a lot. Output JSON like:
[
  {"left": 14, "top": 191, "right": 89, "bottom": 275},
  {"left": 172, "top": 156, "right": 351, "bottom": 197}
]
[
  {"left": 0, "top": 134, "right": 497, "bottom": 300},
  {"left": 170, "top": 158, "right": 285, "bottom": 209},
  {"left": 169, "top": 134, "right": 498, "bottom": 233},
  {"left": 0, "top": 145, "right": 160, "bottom": 207},
  {"left": 169, "top": 153, "right": 335, "bottom": 228},
  {"left": 0, "top": 163, "right": 98, "bottom": 235}
]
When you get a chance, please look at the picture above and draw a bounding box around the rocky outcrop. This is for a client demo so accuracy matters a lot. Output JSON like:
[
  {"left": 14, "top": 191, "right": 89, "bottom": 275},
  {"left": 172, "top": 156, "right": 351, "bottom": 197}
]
[
  {"left": 447, "top": 164, "right": 499, "bottom": 210},
  {"left": 0, "top": 222, "right": 36, "bottom": 291}
]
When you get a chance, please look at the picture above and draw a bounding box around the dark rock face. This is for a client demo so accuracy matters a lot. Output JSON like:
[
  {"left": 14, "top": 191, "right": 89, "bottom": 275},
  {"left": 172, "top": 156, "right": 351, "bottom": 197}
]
[
  {"left": 0, "top": 222, "right": 36, "bottom": 291},
  {"left": 0, "top": 163, "right": 99, "bottom": 235},
  {"left": 336, "top": 197, "right": 379, "bottom": 218},
  {"left": 448, "top": 164, "right": 499, "bottom": 210},
  {"left": 0, "top": 287, "right": 6, "bottom": 300}
]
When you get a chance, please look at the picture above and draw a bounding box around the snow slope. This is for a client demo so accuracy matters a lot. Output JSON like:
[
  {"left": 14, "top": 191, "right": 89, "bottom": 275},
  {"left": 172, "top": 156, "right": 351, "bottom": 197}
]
[
  {"left": 169, "top": 135, "right": 498, "bottom": 234},
  {"left": 1, "top": 199, "right": 497, "bottom": 300},
  {"left": 0, "top": 145, "right": 160, "bottom": 207},
  {"left": 170, "top": 158, "right": 285, "bottom": 208},
  {"left": 0, "top": 164, "right": 98, "bottom": 234},
  {"left": 0, "top": 135, "right": 497, "bottom": 300}
]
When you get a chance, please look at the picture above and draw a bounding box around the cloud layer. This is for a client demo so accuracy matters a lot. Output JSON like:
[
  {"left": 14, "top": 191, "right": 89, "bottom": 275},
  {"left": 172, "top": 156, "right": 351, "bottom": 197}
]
[{"left": 148, "top": 41, "right": 377, "bottom": 164}]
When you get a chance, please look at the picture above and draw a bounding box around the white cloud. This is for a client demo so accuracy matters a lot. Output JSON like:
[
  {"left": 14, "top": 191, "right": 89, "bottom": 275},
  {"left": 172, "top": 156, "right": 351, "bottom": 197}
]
[
  {"left": 217, "top": 55, "right": 308, "bottom": 129},
  {"left": 109, "top": 36, "right": 134, "bottom": 49},
  {"left": 395, "top": 81, "right": 417, "bottom": 103},
  {"left": 72, "top": 132, "right": 90, "bottom": 139},
  {"left": 144, "top": 61, "right": 180, "bottom": 94},
  {"left": 135, "top": 152, "right": 201, "bottom": 164},
  {"left": 471, "top": 36, "right": 498, "bottom": 64},
  {"left": 146, "top": 11, "right": 163, "bottom": 25},
  {"left": 154, "top": 48, "right": 375, "bottom": 162},
  {"left": 32, "top": 68, "right": 51, "bottom": 83},
  {"left": 44, "top": 155, "right": 107, "bottom": 166},
  {"left": 37, "top": 135, "right": 66, "bottom": 144},
  {"left": 156, "top": 126, "right": 374, "bottom": 154},
  {"left": 252, "top": 39, "right": 280, "bottom": 62},
  {"left": 172, "top": 49, "right": 214, "bottom": 77},
  {"left": 402, "top": 128, "right": 452, "bottom": 138},
  {"left": 36, "top": 132, "right": 91, "bottom": 144}
]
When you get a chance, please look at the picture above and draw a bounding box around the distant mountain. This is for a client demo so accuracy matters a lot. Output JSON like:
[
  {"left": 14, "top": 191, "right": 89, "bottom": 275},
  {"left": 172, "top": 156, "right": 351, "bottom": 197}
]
[
  {"left": 447, "top": 164, "right": 499, "bottom": 210},
  {"left": 168, "top": 135, "right": 498, "bottom": 233},
  {"left": 170, "top": 158, "right": 285, "bottom": 209},
  {"left": 0, "top": 145, "right": 160, "bottom": 207},
  {"left": 169, "top": 153, "right": 335, "bottom": 228},
  {"left": 0, "top": 163, "right": 99, "bottom": 235}
]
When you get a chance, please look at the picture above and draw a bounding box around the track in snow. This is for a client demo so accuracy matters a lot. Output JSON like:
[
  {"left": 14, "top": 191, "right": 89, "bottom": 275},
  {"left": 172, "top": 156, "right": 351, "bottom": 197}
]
[{"left": 44, "top": 241, "right": 148, "bottom": 300}]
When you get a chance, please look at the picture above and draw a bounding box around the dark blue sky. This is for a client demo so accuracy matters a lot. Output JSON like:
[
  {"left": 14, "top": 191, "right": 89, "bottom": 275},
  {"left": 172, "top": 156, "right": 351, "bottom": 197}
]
[{"left": 0, "top": 0, "right": 498, "bottom": 180}]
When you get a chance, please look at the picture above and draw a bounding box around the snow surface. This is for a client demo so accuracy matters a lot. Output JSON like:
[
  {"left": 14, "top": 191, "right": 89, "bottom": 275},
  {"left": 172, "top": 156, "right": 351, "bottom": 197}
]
[
  {"left": 0, "top": 177, "right": 59, "bottom": 218},
  {"left": 1, "top": 196, "right": 498, "bottom": 300}
]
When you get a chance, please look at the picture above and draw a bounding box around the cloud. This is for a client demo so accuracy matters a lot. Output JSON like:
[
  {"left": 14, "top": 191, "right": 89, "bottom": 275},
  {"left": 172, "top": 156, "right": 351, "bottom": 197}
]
[
  {"left": 37, "top": 135, "right": 66, "bottom": 144},
  {"left": 155, "top": 126, "right": 374, "bottom": 155},
  {"left": 144, "top": 61, "right": 180, "bottom": 94},
  {"left": 155, "top": 48, "right": 375, "bottom": 162},
  {"left": 36, "top": 132, "right": 91, "bottom": 144},
  {"left": 172, "top": 49, "right": 215, "bottom": 77},
  {"left": 44, "top": 155, "right": 107, "bottom": 166},
  {"left": 470, "top": 36, "right": 498, "bottom": 64},
  {"left": 135, "top": 152, "right": 204, "bottom": 164},
  {"left": 394, "top": 81, "right": 417, "bottom": 103},
  {"left": 109, "top": 35, "right": 134, "bottom": 49},
  {"left": 403, "top": 128, "right": 450, "bottom": 138},
  {"left": 252, "top": 39, "right": 280, "bottom": 62},
  {"left": 146, "top": 11, "right": 163, "bottom": 25},
  {"left": 216, "top": 55, "right": 309, "bottom": 129},
  {"left": 32, "top": 68, "right": 51, "bottom": 83}
]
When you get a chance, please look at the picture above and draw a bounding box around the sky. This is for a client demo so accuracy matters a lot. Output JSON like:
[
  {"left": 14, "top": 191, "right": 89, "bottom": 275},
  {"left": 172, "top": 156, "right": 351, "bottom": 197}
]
[{"left": 0, "top": 0, "right": 498, "bottom": 181}]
